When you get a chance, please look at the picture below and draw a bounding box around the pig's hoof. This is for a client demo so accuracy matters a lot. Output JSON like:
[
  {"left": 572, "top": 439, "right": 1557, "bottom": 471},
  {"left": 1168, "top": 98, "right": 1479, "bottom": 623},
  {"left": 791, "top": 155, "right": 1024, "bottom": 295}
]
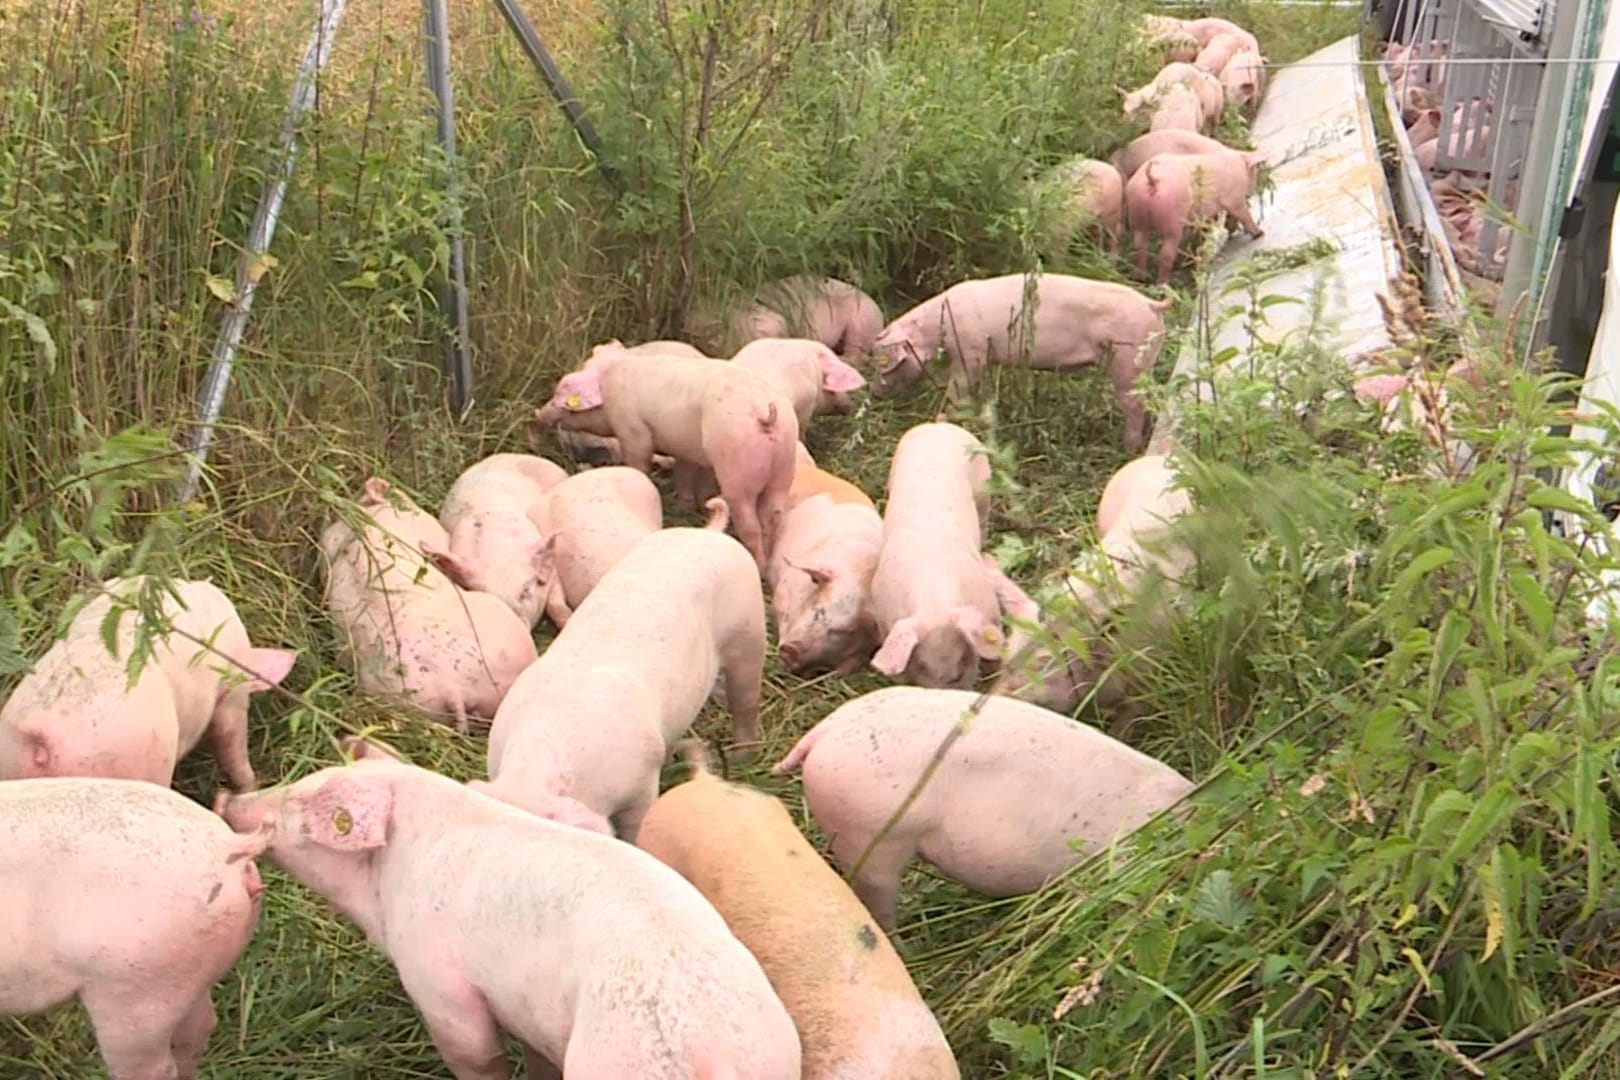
[{"left": 728, "top": 740, "right": 763, "bottom": 763}]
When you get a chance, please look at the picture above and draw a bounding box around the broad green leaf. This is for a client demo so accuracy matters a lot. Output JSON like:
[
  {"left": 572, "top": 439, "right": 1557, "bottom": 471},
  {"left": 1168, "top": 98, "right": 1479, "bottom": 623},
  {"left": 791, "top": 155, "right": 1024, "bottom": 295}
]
[
  {"left": 205, "top": 274, "right": 236, "bottom": 302},
  {"left": 1389, "top": 546, "right": 1453, "bottom": 605},
  {"left": 1508, "top": 571, "right": 1554, "bottom": 637},
  {"left": 1190, "top": 869, "right": 1252, "bottom": 931}
]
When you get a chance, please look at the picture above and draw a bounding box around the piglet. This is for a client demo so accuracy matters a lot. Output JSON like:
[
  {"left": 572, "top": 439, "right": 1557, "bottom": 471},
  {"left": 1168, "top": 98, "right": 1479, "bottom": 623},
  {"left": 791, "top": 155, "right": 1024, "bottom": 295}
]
[
  {"left": 321, "top": 477, "right": 537, "bottom": 732},
  {"left": 872, "top": 274, "right": 1173, "bottom": 452},
  {"left": 1122, "top": 63, "right": 1223, "bottom": 129},
  {"left": 773, "top": 686, "right": 1194, "bottom": 931},
  {"left": 1220, "top": 49, "right": 1266, "bottom": 111},
  {"left": 639, "top": 740, "right": 960, "bottom": 1079},
  {"left": 1110, "top": 129, "right": 1233, "bottom": 181},
  {"left": 2, "top": 777, "right": 265, "bottom": 1079},
  {"left": 1034, "top": 156, "right": 1126, "bottom": 254},
  {"left": 769, "top": 452, "right": 884, "bottom": 675},
  {"left": 1195, "top": 32, "right": 1246, "bottom": 76},
  {"left": 995, "top": 454, "right": 1194, "bottom": 714},
  {"left": 1171, "top": 15, "right": 1261, "bottom": 56},
  {"left": 701, "top": 276, "right": 886, "bottom": 363},
  {"left": 532, "top": 348, "right": 798, "bottom": 571},
  {"left": 1149, "top": 83, "right": 1207, "bottom": 133},
  {"left": 218, "top": 742, "right": 801, "bottom": 1079},
  {"left": 548, "top": 339, "right": 709, "bottom": 467},
  {"left": 430, "top": 452, "right": 569, "bottom": 627},
  {"left": 537, "top": 466, "right": 729, "bottom": 628},
  {"left": 1126, "top": 148, "right": 1268, "bottom": 284},
  {"left": 480, "top": 526, "right": 767, "bottom": 841},
  {"left": 866, "top": 423, "right": 1005, "bottom": 689},
  {"left": 0, "top": 577, "right": 297, "bottom": 788},
  {"left": 732, "top": 337, "right": 867, "bottom": 433},
  {"left": 1407, "top": 106, "right": 1442, "bottom": 148}
]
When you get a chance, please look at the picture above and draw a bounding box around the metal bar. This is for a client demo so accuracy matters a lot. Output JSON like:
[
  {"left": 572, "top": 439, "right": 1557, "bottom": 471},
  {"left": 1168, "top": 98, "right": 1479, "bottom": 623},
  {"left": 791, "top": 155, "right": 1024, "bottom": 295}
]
[
  {"left": 180, "top": 0, "right": 349, "bottom": 503},
  {"left": 423, "top": 0, "right": 474, "bottom": 418},
  {"left": 487, "top": 0, "right": 623, "bottom": 194}
]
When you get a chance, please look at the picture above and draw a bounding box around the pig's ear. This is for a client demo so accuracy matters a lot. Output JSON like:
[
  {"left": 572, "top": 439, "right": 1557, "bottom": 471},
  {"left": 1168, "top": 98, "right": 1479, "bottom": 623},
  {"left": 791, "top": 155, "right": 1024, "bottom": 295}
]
[
  {"left": 422, "top": 542, "right": 478, "bottom": 590},
  {"left": 951, "top": 606, "right": 1006, "bottom": 661},
  {"left": 552, "top": 372, "right": 604, "bottom": 412},
  {"left": 819, "top": 354, "right": 867, "bottom": 394},
  {"left": 782, "top": 556, "right": 834, "bottom": 587},
  {"left": 304, "top": 773, "right": 392, "bottom": 851},
  {"left": 361, "top": 476, "right": 391, "bottom": 504},
  {"left": 878, "top": 348, "right": 909, "bottom": 377},
  {"left": 871, "top": 619, "right": 920, "bottom": 676},
  {"left": 340, "top": 735, "right": 407, "bottom": 764},
  {"left": 242, "top": 648, "right": 298, "bottom": 694}
]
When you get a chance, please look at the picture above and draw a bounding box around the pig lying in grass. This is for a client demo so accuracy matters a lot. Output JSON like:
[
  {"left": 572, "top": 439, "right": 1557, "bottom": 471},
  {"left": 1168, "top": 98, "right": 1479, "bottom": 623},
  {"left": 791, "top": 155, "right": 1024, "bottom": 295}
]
[
  {"left": 639, "top": 740, "right": 960, "bottom": 1079},
  {"left": 768, "top": 444, "right": 885, "bottom": 675},
  {"left": 0, "top": 576, "right": 297, "bottom": 788},
  {"left": 549, "top": 339, "right": 708, "bottom": 467},
  {"left": 320, "top": 477, "right": 537, "bottom": 733},
  {"left": 218, "top": 739, "right": 801, "bottom": 1080},
  {"left": 533, "top": 346, "right": 798, "bottom": 571},
  {"left": 431, "top": 452, "right": 569, "bottom": 627},
  {"left": 868, "top": 423, "right": 1006, "bottom": 690},
  {"left": 774, "top": 686, "right": 1195, "bottom": 931},
  {"left": 2, "top": 777, "right": 266, "bottom": 1080},
  {"left": 698, "top": 275, "right": 886, "bottom": 363},
  {"left": 1143, "top": 13, "right": 1260, "bottom": 58},
  {"left": 480, "top": 526, "right": 767, "bottom": 841},
  {"left": 995, "top": 454, "right": 1195, "bottom": 716},
  {"left": 872, "top": 273, "right": 1173, "bottom": 453},
  {"left": 732, "top": 337, "right": 867, "bottom": 433},
  {"left": 1126, "top": 147, "right": 1268, "bottom": 285}
]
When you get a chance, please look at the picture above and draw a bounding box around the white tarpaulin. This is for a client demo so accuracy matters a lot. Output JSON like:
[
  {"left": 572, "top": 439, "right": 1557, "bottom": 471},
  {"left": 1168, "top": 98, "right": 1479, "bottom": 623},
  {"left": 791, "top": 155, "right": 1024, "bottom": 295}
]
[{"left": 1574, "top": 1, "right": 1620, "bottom": 173}]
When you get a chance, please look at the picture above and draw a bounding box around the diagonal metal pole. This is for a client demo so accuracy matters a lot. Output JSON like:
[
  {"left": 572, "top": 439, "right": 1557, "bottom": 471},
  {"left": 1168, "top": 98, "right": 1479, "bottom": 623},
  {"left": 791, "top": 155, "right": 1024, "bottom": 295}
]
[
  {"left": 487, "top": 0, "right": 623, "bottom": 194},
  {"left": 423, "top": 0, "right": 475, "bottom": 419},
  {"left": 180, "top": 0, "right": 348, "bottom": 503}
]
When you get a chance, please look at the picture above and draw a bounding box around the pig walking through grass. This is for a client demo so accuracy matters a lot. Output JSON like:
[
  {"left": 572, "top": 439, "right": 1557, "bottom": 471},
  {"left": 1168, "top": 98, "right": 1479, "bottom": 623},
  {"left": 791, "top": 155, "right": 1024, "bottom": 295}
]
[
  {"left": 320, "top": 477, "right": 537, "bottom": 733},
  {"left": 217, "top": 740, "right": 802, "bottom": 1080},
  {"left": 1126, "top": 147, "right": 1268, "bottom": 284},
  {"left": 547, "top": 339, "right": 710, "bottom": 467},
  {"left": 867, "top": 423, "right": 1006, "bottom": 689},
  {"left": 2, "top": 778, "right": 266, "bottom": 1080},
  {"left": 0, "top": 576, "right": 297, "bottom": 788},
  {"left": 639, "top": 740, "right": 961, "bottom": 1079},
  {"left": 872, "top": 274, "right": 1173, "bottom": 453},
  {"left": 774, "top": 686, "right": 1194, "bottom": 931},
  {"left": 532, "top": 347, "right": 798, "bottom": 572},
  {"left": 731, "top": 336, "right": 868, "bottom": 433},
  {"left": 479, "top": 526, "right": 768, "bottom": 841}
]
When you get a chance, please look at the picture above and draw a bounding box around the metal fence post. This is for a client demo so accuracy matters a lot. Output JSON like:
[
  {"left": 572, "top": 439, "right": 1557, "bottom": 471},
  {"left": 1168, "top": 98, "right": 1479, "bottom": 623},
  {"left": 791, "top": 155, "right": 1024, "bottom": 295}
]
[
  {"left": 179, "top": 0, "right": 349, "bottom": 503},
  {"left": 423, "top": 0, "right": 475, "bottom": 418}
]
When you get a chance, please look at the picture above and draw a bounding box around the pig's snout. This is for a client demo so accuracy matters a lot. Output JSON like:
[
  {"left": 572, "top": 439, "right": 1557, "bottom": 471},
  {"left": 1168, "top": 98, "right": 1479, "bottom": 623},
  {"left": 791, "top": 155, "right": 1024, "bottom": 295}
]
[
  {"left": 215, "top": 790, "right": 275, "bottom": 837},
  {"left": 778, "top": 641, "right": 805, "bottom": 670}
]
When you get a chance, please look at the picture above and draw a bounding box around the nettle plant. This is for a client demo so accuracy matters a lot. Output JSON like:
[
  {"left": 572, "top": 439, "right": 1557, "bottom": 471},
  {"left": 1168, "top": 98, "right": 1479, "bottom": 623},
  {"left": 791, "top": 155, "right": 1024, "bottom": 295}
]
[{"left": 957, "top": 296, "right": 1620, "bottom": 1075}]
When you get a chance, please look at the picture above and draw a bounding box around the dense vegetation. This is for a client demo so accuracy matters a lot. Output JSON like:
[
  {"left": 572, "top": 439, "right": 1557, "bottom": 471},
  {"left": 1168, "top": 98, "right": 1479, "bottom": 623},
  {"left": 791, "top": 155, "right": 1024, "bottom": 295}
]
[{"left": 8, "top": 0, "right": 1620, "bottom": 1076}]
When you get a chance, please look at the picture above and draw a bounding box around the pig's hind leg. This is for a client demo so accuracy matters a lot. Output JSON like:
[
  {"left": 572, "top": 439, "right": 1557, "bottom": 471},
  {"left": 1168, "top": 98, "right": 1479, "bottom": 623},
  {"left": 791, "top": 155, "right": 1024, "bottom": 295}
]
[
  {"left": 397, "top": 965, "right": 513, "bottom": 1080},
  {"left": 828, "top": 826, "right": 915, "bottom": 934},
  {"left": 168, "top": 995, "right": 219, "bottom": 1079},
  {"left": 82, "top": 981, "right": 195, "bottom": 1080},
  {"left": 718, "top": 612, "right": 767, "bottom": 754}
]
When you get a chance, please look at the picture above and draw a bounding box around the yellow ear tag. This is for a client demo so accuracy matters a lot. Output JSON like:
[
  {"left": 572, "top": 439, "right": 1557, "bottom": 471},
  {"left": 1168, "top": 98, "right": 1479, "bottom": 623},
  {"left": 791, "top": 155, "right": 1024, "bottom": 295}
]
[
  {"left": 565, "top": 394, "right": 582, "bottom": 409},
  {"left": 331, "top": 807, "right": 353, "bottom": 836},
  {"left": 984, "top": 627, "right": 1001, "bottom": 644}
]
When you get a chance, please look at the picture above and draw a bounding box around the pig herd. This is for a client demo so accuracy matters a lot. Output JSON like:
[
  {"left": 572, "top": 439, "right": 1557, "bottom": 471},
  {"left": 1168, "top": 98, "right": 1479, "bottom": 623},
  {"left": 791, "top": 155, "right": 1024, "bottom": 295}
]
[
  {"left": 0, "top": 13, "right": 1273, "bottom": 1079},
  {"left": 1383, "top": 38, "right": 1513, "bottom": 277}
]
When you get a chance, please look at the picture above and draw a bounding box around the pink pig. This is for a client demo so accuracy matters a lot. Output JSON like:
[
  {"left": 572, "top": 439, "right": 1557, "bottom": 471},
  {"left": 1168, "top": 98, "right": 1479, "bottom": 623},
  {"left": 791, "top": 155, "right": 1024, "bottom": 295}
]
[
  {"left": 0, "top": 576, "right": 297, "bottom": 788},
  {"left": 1111, "top": 129, "right": 1234, "bottom": 181},
  {"left": 1149, "top": 83, "right": 1208, "bottom": 133},
  {"left": 1127, "top": 147, "right": 1268, "bottom": 284},
  {"left": 867, "top": 423, "right": 1006, "bottom": 689},
  {"left": 731, "top": 337, "right": 868, "bottom": 432},
  {"left": 1123, "top": 63, "right": 1224, "bottom": 129},
  {"left": 2, "top": 777, "right": 266, "bottom": 1079},
  {"left": 1038, "top": 156, "right": 1126, "bottom": 253},
  {"left": 1407, "top": 106, "right": 1443, "bottom": 147},
  {"left": 1173, "top": 15, "right": 1261, "bottom": 56},
  {"left": 217, "top": 741, "right": 801, "bottom": 1079},
  {"left": 872, "top": 273, "right": 1173, "bottom": 453},
  {"left": 773, "top": 686, "right": 1194, "bottom": 930},
  {"left": 480, "top": 527, "right": 767, "bottom": 841},
  {"left": 704, "top": 275, "right": 886, "bottom": 363},
  {"left": 320, "top": 477, "right": 538, "bottom": 732},
  {"left": 768, "top": 454, "right": 884, "bottom": 675},
  {"left": 995, "top": 454, "right": 1194, "bottom": 713},
  {"left": 532, "top": 348, "right": 798, "bottom": 571},
  {"left": 550, "top": 339, "right": 710, "bottom": 467},
  {"left": 1195, "top": 32, "right": 1247, "bottom": 75},
  {"left": 1220, "top": 49, "right": 1267, "bottom": 111},
  {"left": 429, "top": 452, "right": 569, "bottom": 627},
  {"left": 535, "top": 466, "right": 729, "bottom": 628}
]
